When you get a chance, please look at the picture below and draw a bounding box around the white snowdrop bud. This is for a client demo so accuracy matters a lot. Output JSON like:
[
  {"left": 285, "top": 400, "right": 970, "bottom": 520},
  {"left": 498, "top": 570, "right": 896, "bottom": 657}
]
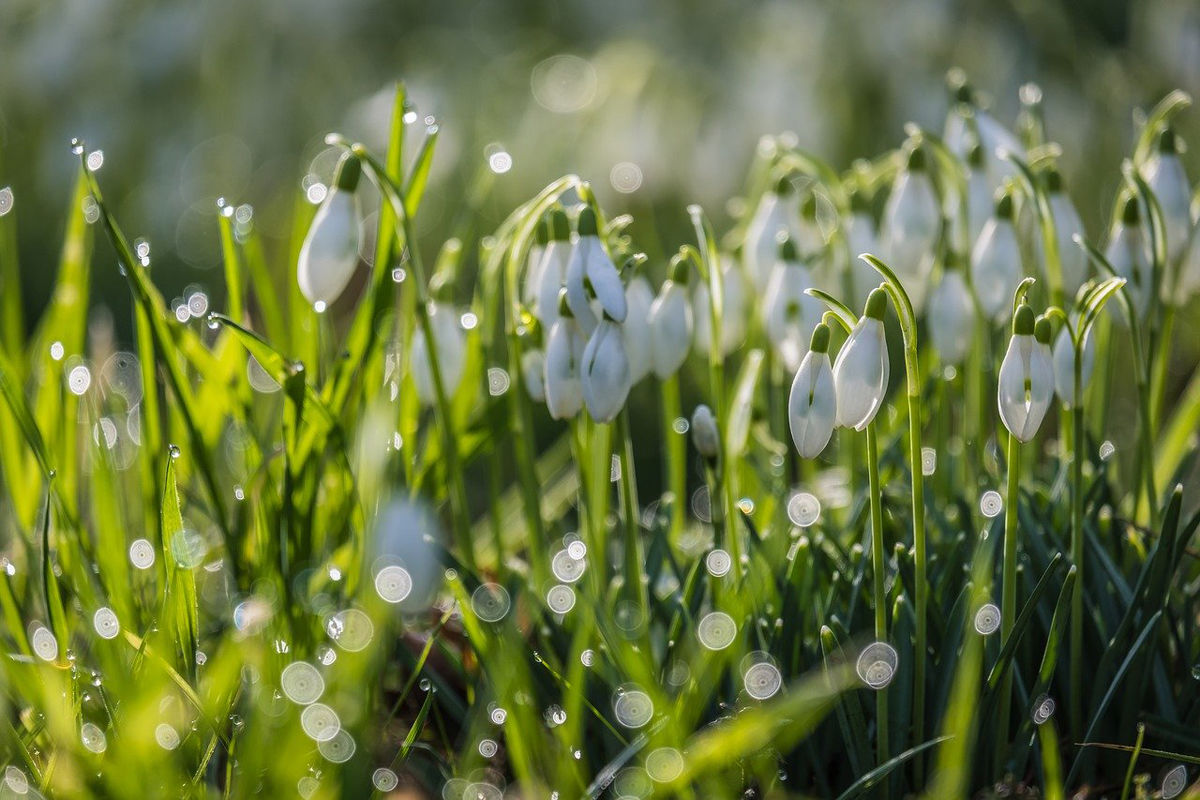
[
  {"left": 535, "top": 209, "right": 572, "bottom": 328},
  {"left": 564, "top": 207, "right": 626, "bottom": 335},
  {"left": 788, "top": 323, "right": 837, "bottom": 458},
  {"left": 544, "top": 295, "right": 586, "bottom": 420},
  {"left": 297, "top": 153, "right": 363, "bottom": 308},
  {"left": 881, "top": 146, "right": 940, "bottom": 312},
  {"left": 832, "top": 289, "right": 890, "bottom": 431},
  {"left": 623, "top": 274, "right": 655, "bottom": 384},
  {"left": 971, "top": 189, "right": 1023, "bottom": 322},
  {"left": 928, "top": 258, "right": 974, "bottom": 365},
  {"left": 1051, "top": 320, "right": 1095, "bottom": 409},
  {"left": 411, "top": 302, "right": 466, "bottom": 406},
  {"left": 693, "top": 257, "right": 747, "bottom": 355},
  {"left": 690, "top": 404, "right": 720, "bottom": 460},
  {"left": 745, "top": 175, "right": 802, "bottom": 291},
  {"left": 1044, "top": 168, "right": 1088, "bottom": 299},
  {"left": 997, "top": 307, "right": 1054, "bottom": 442},
  {"left": 964, "top": 143, "right": 994, "bottom": 247},
  {"left": 763, "top": 235, "right": 823, "bottom": 372},
  {"left": 580, "top": 315, "right": 631, "bottom": 424},
  {"left": 1141, "top": 127, "right": 1192, "bottom": 267},
  {"left": 521, "top": 348, "right": 546, "bottom": 403},
  {"left": 1106, "top": 196, "right": 1152, "bottom": 320},
  {"left": 845, "top": 191, "right": 881, "bottom": 313},
  {"left": 648, "top": 257, "right": 693, "bottom": 378},
  {"left": 522, "top": 216, "right": 550, "bottom": 307}
]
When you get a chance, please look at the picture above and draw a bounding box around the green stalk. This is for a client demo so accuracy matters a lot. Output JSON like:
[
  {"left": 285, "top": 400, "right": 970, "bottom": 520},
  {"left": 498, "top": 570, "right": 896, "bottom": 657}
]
[
  {"left": 616, "top": 412, "right": 648, "bottom": 634},
  {"left": 866, "top": 422, "right": 889, "bottom": 787},
  {"left": 1068, "top": 398, "right": 1083, "bottom": 740},
  {"left": 997, "top": 429, "right": 1022, "bottom": 762},
  {"left": 661, "top": 373, "right": 686, "bottom": 545}
]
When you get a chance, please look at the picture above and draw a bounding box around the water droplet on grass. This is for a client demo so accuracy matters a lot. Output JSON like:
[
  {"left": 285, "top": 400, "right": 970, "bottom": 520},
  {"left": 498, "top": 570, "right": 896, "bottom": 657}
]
[
  {"left": 129, "top": 539, "right": 156, "bottom": 569},
  {"left": 787, "top": 492, "right": 821, "bottom": 527},
  {"left": 980, "top": 490, "right": 1003, "bottom": 518},
  {"left": 743, "top": 662, "right": 782, "bottom": 699},
  {"left": 1031, "top": 694, "right": 1056, "bottom": 724},
  {"left": 372, "top": 768, "right": 398, "bottom": 792},
  {"left": 613, "top": 686, "right": 653, "bottom": 728},
  {"left": 281, "top": 661, "right": 324, "bottom": 705},
  {"left": 300, "top": 703, "right": 340, "bottom": 742},
  {"left": 374, "top": 565, "right": 413, "bottom": 604},
  {"left": 546, "top": 584, "right": 576, "bottom": 614},
  {"left": 856, "top": 642, "right": 898, "bottom": 690},
  {"left": 317, "top": 729, "right": 355, "bottom": 763},
  {"left": 92, "top": 607, "right": 120, "bottom": 640},
  {"left": 705, "top": 549, "right": 732, "bottom": 578},
  {"left": 1162, "top": 764, "right": 1188, "bottom": 799},
  {"left": 697, "top": 611, "right": 737, "bottom": 650},
  {"left": 80, "top": 722, "right": 107, "bottom": 753},
  {"left": 0, "top": 187, "right": 13, "bottom": 216},
  {"left": 471, "top": 583, "right": 511, "bottom": 622},
  {"left": 973, "top": 603, "right": 1001, "bottom": 635}
]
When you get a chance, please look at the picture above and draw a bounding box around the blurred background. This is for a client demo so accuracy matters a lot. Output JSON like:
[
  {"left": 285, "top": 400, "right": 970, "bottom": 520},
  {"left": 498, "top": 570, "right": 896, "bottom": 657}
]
[{"left": 2, "top": 0, "right": 1199, "bottom": 327}]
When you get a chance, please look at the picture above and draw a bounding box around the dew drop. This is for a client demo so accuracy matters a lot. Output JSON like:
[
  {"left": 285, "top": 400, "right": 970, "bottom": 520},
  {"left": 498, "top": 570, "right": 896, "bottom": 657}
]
[
  {"left": 300, "top": 703, "right": 341, "bottom": 742},
  {"left": 317, "top": 729, "right": 356, "bottom": 763},
  {"left": 645, "top": 747, "right": 684, "bottom": 783},
  {"left": 980, "top": 490, "right": 1003, "bottom": 518},
  {"left": 80, "top": 722, "right": 107, "bottom": 753},
  {"left": 129, "top": 538, "right": 156, "bottom": 569},
  {"left": 705, "top": 549, "right": 732, "bottom": 578},
  {"left": 973, "top": 603, "right": 1001, "bottom": 635},
  {"left": 0, "top": 187, "right": 13, "bottom": 216},
  {"left": 373, "top": 565, "right": 413, "bottom": 604},
  {"left": 372, "top": 768, "right": 399, "bottom": 792},
  {"left": 92, "top": 607, "right": 120, "bottom": 640},
  {"left": 281, "top": 661, "right": 324, "bottom": 705},
  {"left": 1162, "top": 764, "right": 1188, "bottom": 799},
  {"left": 856, "top": 642, "right": 898, "bottom": 690},
  {"left": 743, "top": 662, "right": 783, "bottom": 700},
  {"left": 787, "top": 491, "right": 821, "bottom": 527},
  {"left": 697, "top": 611, "right": 737, "bottom": 650},
  {"left": 546, "top": 584, "right": 576, "bottom": 614},
  {"left": 471, "top": 583, "right": 511, "bottom": 623},
  {"left": 612, "top": 685, "right": 654, "bottom": 728}
]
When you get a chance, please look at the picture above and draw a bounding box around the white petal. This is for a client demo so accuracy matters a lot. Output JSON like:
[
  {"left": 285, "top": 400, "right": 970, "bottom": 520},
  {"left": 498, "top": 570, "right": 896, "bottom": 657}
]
[
  {"left": 580, "top": 320, "right": 631, "bottom": 423},
  {"left": 535, "top": 242, "right": 570, "bottom": 328},
  {"left": 1143, "top": 154, "right": 1192, "bottom": 264},
  {"left": 788, "top": 352, "right": 836, "bottom": 458},
  {"left": 623, "top": 277, "right": 654, "bottom": 384},
  {"left": 1051, "top": 325, "right": 1094, "bottom": 408},
  {"left": 694, "top": 261, "right": 748, "bottom": 354},
  {"left": 690, "top": 405, "right": 720, "bottom": 458},
  {"left": 582, "top": 237, "right": 627, "bottom": 322},
  {"left": 521, "top": 349, "right": 546, "bottom": 402},
  {"left": 764, "top": 264, "right": 820, "bottom": 372},
  {"left": 997, "top": 334, "right": 1047, "bottom": 441},
  {"left": 832, "top": 318, "right": 888, "bottom": 431},
  {"left": 928, "top": 271, "right": 973, "bottom": 364},
  {"left": 1049, "top": 193, "right": 1087, "bottom": 298},
  {"left": 297, "top": 190, "right": 361, "bottom": 307},
  {"left": 882, "top": 171, "right": 939, "bottom": 310},
  {"left": 846, "top": 213, "right": 881, "bottom": 312},
  {"left": 648, "top": 282, "right": 693, "bottom": 378},
  {"left": 410, "top": 304, "right": 465, "bottom": 406},
  {"left": 544, "top": 319, "right": 583, "bottom": 420},
  {"left": 522, "top": 244, "right": 545, "bottom": 306},
  {"left": 970, "top": 218, "right": 1022, "bottom": 321},
  {"left": 564, "top": 239, "right": 599, "bottom": 335}
]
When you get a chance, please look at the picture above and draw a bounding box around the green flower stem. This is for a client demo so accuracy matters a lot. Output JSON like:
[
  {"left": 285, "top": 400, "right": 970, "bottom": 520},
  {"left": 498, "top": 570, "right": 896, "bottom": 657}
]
[
  {"left": 997, "top": 429, "right": 1022, "bottom": 760},
  {"left": 866, "top": 421, "right": 890, "bottom": 786},
  {"left": 616, "top": 411, "right": 649, "bottom": 635},
  {"left": 661, "top": 374, "right": 686, "bottom": 545},
  {"left": 1068, "top": 354, "right": 1084, "bottom": 741}
]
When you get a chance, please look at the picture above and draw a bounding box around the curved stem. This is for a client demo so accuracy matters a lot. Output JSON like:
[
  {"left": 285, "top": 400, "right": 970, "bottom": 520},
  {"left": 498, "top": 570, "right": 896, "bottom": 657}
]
[
  {"left": 661, "top": 374, "right": 686, "bottom": 546},
  {"left": 1068, "top": 346, "right": 1085, "bottom": 740},
  {"left": 998, "top": 430, "right": 1022, "bottom": 762},
  {"left": 866, "top": 422, "right": 889, "bottom": 788}
]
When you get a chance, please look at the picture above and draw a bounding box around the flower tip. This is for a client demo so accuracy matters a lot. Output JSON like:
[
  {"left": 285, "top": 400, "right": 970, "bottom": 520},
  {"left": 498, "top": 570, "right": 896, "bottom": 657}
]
[
  {"left": 864, "top": 287, "right": 888, "bottom": 320},
  {"left": 333, "top": 152, "right": 362, "bottom": 192},
  {"left": 549, "top": 207, "right": 570, "bottom": 241},
  {"left": 905, "top": 144, "right": 927, "bottom": 172},
  {"left": 810, "top": 322, "right": 830, "bottom": 354},
  {"left": 669, "top": 252, "right": 690, "bottom": 283},
  {"left": 777, "top": 233, "right": 798, "bottom": 262},
  {"left": 774, "top": 173, "right": 795, "bottom": 196},
  {"left": 1034, "top": 316, "right": 1052, "bottom": 344},
  {"left": 1040, "top": 165, "right": 1063, "bottom": 194},
  {"left": 1013, "top": 303, "right": 1035, "bottom": 336},
  {"left": 945, "top": 67, "right": 971, "bottom": 103},
  {"left": 994, "top": 188, "right": 1015, "bottom": 220},
  {"left": 801, "top": 192, "right": 819, "bottom": 220},
  {"left": 1120, "top": 193, "right": 1140, "bottom": 224},
  {"left": 535, "top": 215, "right": 551, "bottom": 246},
  {"left": 577, "top": 206, "right": 598, "bottom": 237},
  {"left": 1156, "top": 125, "right": 1180, "bottom": 155}
]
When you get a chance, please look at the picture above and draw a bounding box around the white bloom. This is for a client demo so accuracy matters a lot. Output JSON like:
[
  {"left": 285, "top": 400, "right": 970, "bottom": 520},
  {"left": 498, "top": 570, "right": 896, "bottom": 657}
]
[
  {"left": 1105, "top": 197, "right": 1152, "bottom": 321},
  {"left": 1044, "top": 170, "right": 1088, "bottom": 299},
  {"left": 997, "top": 307, "right": 1053, "bottom": 442},
  {"left": 1051, "top": 323, "right": 1095, "bottom": 409},
  {"left": 970, "top": 193, "right": 1023, "bottom": 321},
  {"left": 580, "top": 317, "right": 631, "bottom": 424},
  {"left": 763, "top": 237, "right": 822, "bottom": 372},
  {"left": 521, "top": 348, "right": 546, "bottom": 403},
  {"left": 881, "top": 147, "right": 940, "bottom": 312},
  {"left": 544, "top": 315, "right": 586, "bottom": 420},
  {"left": 693, "top": 258, "right": 747, "bottom": 355},
  {"left": 832, "top": 290, "right": 890, "bottom": 431},
  {"left": 1141, "top": 128, "right": 1192, "bottom": 267},
  {"left": 928, "top": 267, "right": 974, "bottom": 365},
  {"left": 647, "top": 277, "right": 693, "bottom": 379},
  {"left": 690, "top": 404, "right": 720, "bottom": 459},
  {"left": 1176, "top": 226, "right": 1200, "bottom": 303},
  {"left": 522, "top": 222, "right": 549, "bottom": 307},
  {"left": 845, "top": 197, "right": 881, "bottom": 312},
  {"left": 297, "top": 154, "right": 362, "bottom": 308},
  {"left": 745, "top": 176, "right": 802, "bottom": 291},
  {"left": 564, "top": 207, "right": 626, "bottom": 334},
  {"left": 965, "top": 147, "right": 994, "bottom": 247},
  {"left": 622, "top": 276, "right": 654, "bottom": 384},
  {"left": 411, "top": 303, "right": 466, "bottom": 406},
  {"left": 788, "top": 324, "right": 836, "bottom": 458},
  {"left": 534, "top": 209, "right": 572, "bottom": 328}
]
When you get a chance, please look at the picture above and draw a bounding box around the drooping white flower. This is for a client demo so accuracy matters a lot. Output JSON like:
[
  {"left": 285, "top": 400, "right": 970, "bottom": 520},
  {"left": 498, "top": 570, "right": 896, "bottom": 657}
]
[
  {"left": 543, "top": 302, "right": 586, "bottom": 420},
  {"left": 845, "top": 192, "right": 882, "bottom": 312},
  {"left": 690, "top": 404, "right": 720, "bottom": 460},
  {"left": 1105, "top": 196, "right": 1152, "bottom": 321},
  {"left": 763, "top": 235, "right": 823, "bottom": 372},
  {"left": 1140, "top": 127, "right": 1192, "bottom": 267},
  {"left": 297, "top": 153, "right": 363, "bottom": 309},
  {"left": 1176, "top": 225, "right": 1200, "bottom": 303},
  {"left": 522, "top": 216, "right": 550, "bottom": 307},
  {"left": 788, "top": 323, "right": 837, "bottom": 458},
  {"left": 832, "top": 288, "right": 890, "bottom": 431},
  {"left": 964, "top": 143, "right": 994, "bottom": 248},
  {"left": 521, "top": 348, "right": 546, "bottom": 403},
  {"left": 928, "top": 261, "right": 974, "bottom": 365},
  {"left": 647, "top": 260, "right": 693, "bottom": 379},
  {"left": 1044, "top": 169, "right": 1088, "bottom": 299},
  {"left": 745, "top": 175, "right": 802, "bottom": 291},
  {"left": 881, "top": 145, "right": 940, "bottom": 312},
  {"left": 693, "top": 257, "right": 748, "bottom": 355},
  {"left": 564, "top": 207, "right": 626, "bottom": 335},
  {"left": 623, "top": 275, "right": 655, "bottom": 384},
  {"left": 943, "top": 79, "right": 1022, "bottom": 187},
  {"left": 970, "top": 189, "right": 1023, "bottom": 321},
  {"left": 580, "top": 315, "right": 632, "bottom": 424},
  {"left": 411, "top": 302, "right": 466, "bottom": 406},
  {"left": 1051, "top": 321, "right": 1095, "bottom": 409},
  {"left": 997, "top": 306, "right": 1054, "bottom": 442},
  {"left": 534, "top": 208, "right": 572, "bottom": 328}
]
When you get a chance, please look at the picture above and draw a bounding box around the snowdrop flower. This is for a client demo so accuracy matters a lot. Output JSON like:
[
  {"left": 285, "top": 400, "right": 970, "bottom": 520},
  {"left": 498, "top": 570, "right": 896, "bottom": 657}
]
[
  {"left": 690, "top": 404, "right": 720, "bottom": 461},
  {"left": 797, "top": 192, "right": 830, "bottom": 289},
  {"left": 1105, "top": 195, "right": 1152, "bottom": 320},
  {"left": 1176, "top": 226, "right": 1200, "bottom": 303},
  {"left": 1043, "top": 168, "right": 1088, "bottom": 299},
  {"left": 522, "top": 216, "right": 550, "bottom": 306},
  {"left": 943, "top": 75, "right": 1022, "bottom": 187},
  {"left": 565, "top": 207, "right": 626, "bottom": 334},
  {"left": 845, "top": 189, "right": 881, "bottom": 312},
  {"left": 763, "top": 235, "right": 823, "bottom": 372},
  {"left": 1140, "top": 127, "right": 1192, "bottom": 267},
  {"left": 832, "top": 288, "right": 890, "bottom": 431},
  {"left": 543, "top": 294, "right": 586, "bottom": 420},
  {"left": 647, "top": 256, "right": 693, "bottom": 378},
  {"left": 521, "top": 348, "right": 546, "bottom": 403},
  {"left": 580, "top": 314, "right": 631, "bottom": 424},
  {"left": 623, "top": 273, "right": 655, "bottom": 384},
  {"left": 788, "top": 323, "right": 837, "bottom": 458},
  {"left": 745, "top": 175, "right": 802, "bottom": 291},
  {"left": 693, "top": 256, "right": 748, "bottom": 356},
  {"left": 928, "top": 254, "right": 974, "bottom": 365},
  {"left": 297, "top": 153, "right": 362, "bottom": 309},
  {"left": 964, "top": 143, "right": 994, "bottom": 248},
  {"left": 411, "top": 302, "right": 466, "bottom": 406},
  {"left": 534, "top": 208, "right": 571, "bottom": 328},
  {"left": 997, "top": 305, "right": 1054, "bottom": 442},
  {"left": 1051, "top": 320, "right": 1095, "bottom": 409},
  {"left": 881, "top": 145, "right": 940, "bottom": 312},
  {"left": 971, "top": 188, "right": 1023, "bottom": 321}
]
